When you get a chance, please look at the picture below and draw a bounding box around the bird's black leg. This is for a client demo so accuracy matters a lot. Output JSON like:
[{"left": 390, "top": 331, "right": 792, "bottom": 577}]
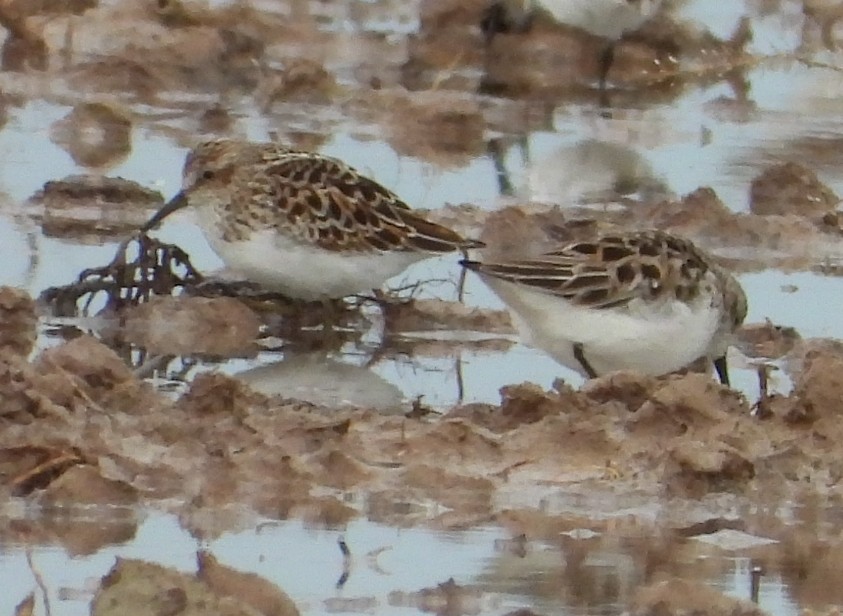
[
  {"left": 713, "top": 355, "right": 730, "bottom": 386},
  {"left": 598, "top": 42, "right": 615, "bottom": 89},
  {"left": 573, "top": 342, "right": 598, "bottom": 379},
  {"left": 486, "top": 138, "right": 514, "bottom": 196},
  {"left": 481, "top": 0, "right": 533, "bottom": 43},
  {"left": 596, "top": 41, "right": 617, "bottom": 108},
  {"left": 481, "top": 1, "right": 508, "bottom": 43}
]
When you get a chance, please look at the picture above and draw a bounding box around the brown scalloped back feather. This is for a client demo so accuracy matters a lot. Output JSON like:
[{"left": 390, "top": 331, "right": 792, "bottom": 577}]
[
  {"left": 462, "top": 231, "right": 715, "bottom": 309},
  {"left": 183, "top": 140, "right": 483, "bottom": 254}
]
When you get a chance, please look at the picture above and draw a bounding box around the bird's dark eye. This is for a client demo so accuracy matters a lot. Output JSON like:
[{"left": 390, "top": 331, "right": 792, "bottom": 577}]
[{"left": 202, "top": 170, "right": 215, "bottom": 180}]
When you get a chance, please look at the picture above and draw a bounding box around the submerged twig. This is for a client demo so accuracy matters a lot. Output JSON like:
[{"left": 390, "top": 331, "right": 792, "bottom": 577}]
[
  {"left": 26, "top": 550, "right": 51, "bottom": 616},
  {"left": 39, "top": 233, "right": 203, "bottom": 316},
  {"left": 336, "top": 536, "right": 351, "bottom": 588}
]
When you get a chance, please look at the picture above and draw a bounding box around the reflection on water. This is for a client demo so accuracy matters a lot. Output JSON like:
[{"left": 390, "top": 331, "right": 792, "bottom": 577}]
[
  {"left": 0, "top": 509, "right": 821, "bottom": 616},
  {"left": 235, "top": 353, "right": 407, "bottom": 414},
  {"left": 488, "top": 136, "right": 672, "bottom": 206}
]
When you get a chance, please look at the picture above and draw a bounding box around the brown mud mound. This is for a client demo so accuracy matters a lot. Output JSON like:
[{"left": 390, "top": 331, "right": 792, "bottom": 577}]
[
  {"left": 91, "top": 557, "right": 300, "bottom": 616},
  {"left": 474, "top": 181, "right": 843, "bottom": 274},
  {"left": 120, "top": 295, "right": 262, "bottom": 357},
  {"left": 1, "top": 317, "right": 843, "bottom": 529},
  {"left": 0, "top": 286, "right": 36, "bottom": 356},
  {"left": 630, "top": 578, "right": 765, "bottom": 616}
]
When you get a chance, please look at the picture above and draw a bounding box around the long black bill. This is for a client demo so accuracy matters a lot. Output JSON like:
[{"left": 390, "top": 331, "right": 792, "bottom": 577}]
[
  {"left": 713, "top": 355, "right": 730, "bottom": 386},
  {"left": 140, "top": 191, "right": 189, "bottom": 232}
]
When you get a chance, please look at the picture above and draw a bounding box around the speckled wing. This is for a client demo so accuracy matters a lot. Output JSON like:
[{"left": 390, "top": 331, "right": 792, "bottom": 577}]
[
  {"left": 463, "top": 231, "right": 710, "bottom": 309},
  {"left": 256, "top": 151, "right": 481, "bottom": 253}
]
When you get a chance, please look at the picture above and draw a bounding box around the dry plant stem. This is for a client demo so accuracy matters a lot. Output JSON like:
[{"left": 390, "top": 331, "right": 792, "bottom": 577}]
[
  {"left": 455, "top": 355, "right": 466, "bottom": 405},
  {"left": 10, "top": 451, "right": 84, "bottom": 496},
  {"left": 26, "top": 550, "right": 52, "bottom": 616}
]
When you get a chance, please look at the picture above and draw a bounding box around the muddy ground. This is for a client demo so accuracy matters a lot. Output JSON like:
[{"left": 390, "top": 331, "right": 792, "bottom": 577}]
[{"left": 4, "top": 0, "right": 843, "bottom": 614}]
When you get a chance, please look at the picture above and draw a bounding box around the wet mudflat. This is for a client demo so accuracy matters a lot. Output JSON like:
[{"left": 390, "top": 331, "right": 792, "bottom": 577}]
[{"left": 4, "top": 0, "right": 843, "bottom": 614}]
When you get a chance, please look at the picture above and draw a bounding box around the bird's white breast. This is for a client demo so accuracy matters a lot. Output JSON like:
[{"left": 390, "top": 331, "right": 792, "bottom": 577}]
[
  {"left": 537, "top": 0, "right": 663, "bottom": 40},
  {"left": 198, "top": 219, "right": 425, "bottom": 300},
  {"left": 481, "top": 274, "right": 721, "bottom": 378}
]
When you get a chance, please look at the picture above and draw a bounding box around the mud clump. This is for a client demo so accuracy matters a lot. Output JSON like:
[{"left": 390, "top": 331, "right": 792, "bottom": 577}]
[
  {"left": 92, "top": 557, "right": 300, "bottom": 616},
  {"left": 30, "top": 174, "right": 162, "bottom": 241},
  {"left": 479, "top": 205, "right": 591, "bottom": 261},
  {"left": 31, "top": 174, "right": 162, "bottom": 208},
  {"left": 738, "top": 321, "right": 800, "bottom": 359},
  {"left": 381, "top": 91, "right": 486, "bottom": 167},
  {"left": 180, "top": 372, "right": 268, "bottom": 418},
  {"left": 39, "top": 464, "right": 139, "bottom": 506},
  {"left": 35, "top": 335, "right": 143, "bottom": 413},
  {"left": 197, "top": 551, "right": 301, "bottom": 616},
  {"left": 381, "top": 297, "right": 513, "bottom": 334},
  {"left": 789, "top": 344, "right": 843, "bottom": 423},
  {"left": 749, "top": 161, "right": 838, "bottom": 218},
  {"left": 256, "top": 57, "right": 337, "bottom": 108},
  {"left": 389, "top": 578, "right": 483, "bottom": 615},
  {"left": 665, "top": 439, "right": 755, "bottom": 498},
  {"left": 50, "top": 102, "right": 133, "bottom": 169},
  {"left": 494, "top": 381, "right": 588, "bottom": 428},
  {"left": 630, "top": 578, "right": 765, "bottom": 616},
  {"left": 0, "top": 286, "right": 36, "bottom": 356},
  {"left": 121, "top": 295, "right": 262, "bottom": 357}
]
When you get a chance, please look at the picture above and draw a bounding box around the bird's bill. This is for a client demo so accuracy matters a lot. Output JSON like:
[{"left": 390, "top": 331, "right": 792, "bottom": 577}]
[
  {"left": 140, "top": 191, "right": 189, "bottom": 232},
  {"left": 713, "top": 355, "right": 729, "bottom": 386}
]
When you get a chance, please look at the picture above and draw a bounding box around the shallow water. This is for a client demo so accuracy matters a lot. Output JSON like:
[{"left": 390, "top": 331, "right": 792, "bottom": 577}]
[
  {"left": 0, "top": 509, "right": 809, "bottom": 616},
  {"left": 2, "top": 0, "right": 843, "bottom": 614}
]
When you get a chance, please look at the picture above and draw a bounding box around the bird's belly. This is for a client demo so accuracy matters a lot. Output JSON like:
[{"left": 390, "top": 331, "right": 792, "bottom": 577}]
[
  {"left": 484, "top": 277, "right": 719, "bottom": 377},
  {"left": 204, "top": 230, "right": 425, "bottom": 300},
  {"left": 538, "top": 0, "right": 661, "bottom": 39}
]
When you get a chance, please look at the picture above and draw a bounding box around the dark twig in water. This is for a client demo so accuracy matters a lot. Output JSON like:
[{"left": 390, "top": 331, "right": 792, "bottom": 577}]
[
  {"left": 26, "top": 549, "right": 52, "bottom": 616},
  {"left": 38, "top": 233, "right": 203, "bottom": 316},
  {"left": 337, "top": 536, "right": 351, "bottom": 589},
  {"left": 750, "top": 565, "right": 763, "bottom": 603},
  {"left": 406, "top": 395, "right": 438, "bottom": 419},
  {"left": 455, "top": 355, "right": 465, "bottom": 405},
  {"left": 795, "top": 55, "right": 843, "bottom": 73}
]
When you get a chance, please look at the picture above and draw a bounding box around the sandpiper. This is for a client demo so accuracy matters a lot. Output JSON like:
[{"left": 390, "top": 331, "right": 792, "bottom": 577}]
[
  {"left": 462, "top": 230, "right": 747, "bottom": 384},
  {"left": 142, "top": 139, "right": 483, "bottom": 300}
]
